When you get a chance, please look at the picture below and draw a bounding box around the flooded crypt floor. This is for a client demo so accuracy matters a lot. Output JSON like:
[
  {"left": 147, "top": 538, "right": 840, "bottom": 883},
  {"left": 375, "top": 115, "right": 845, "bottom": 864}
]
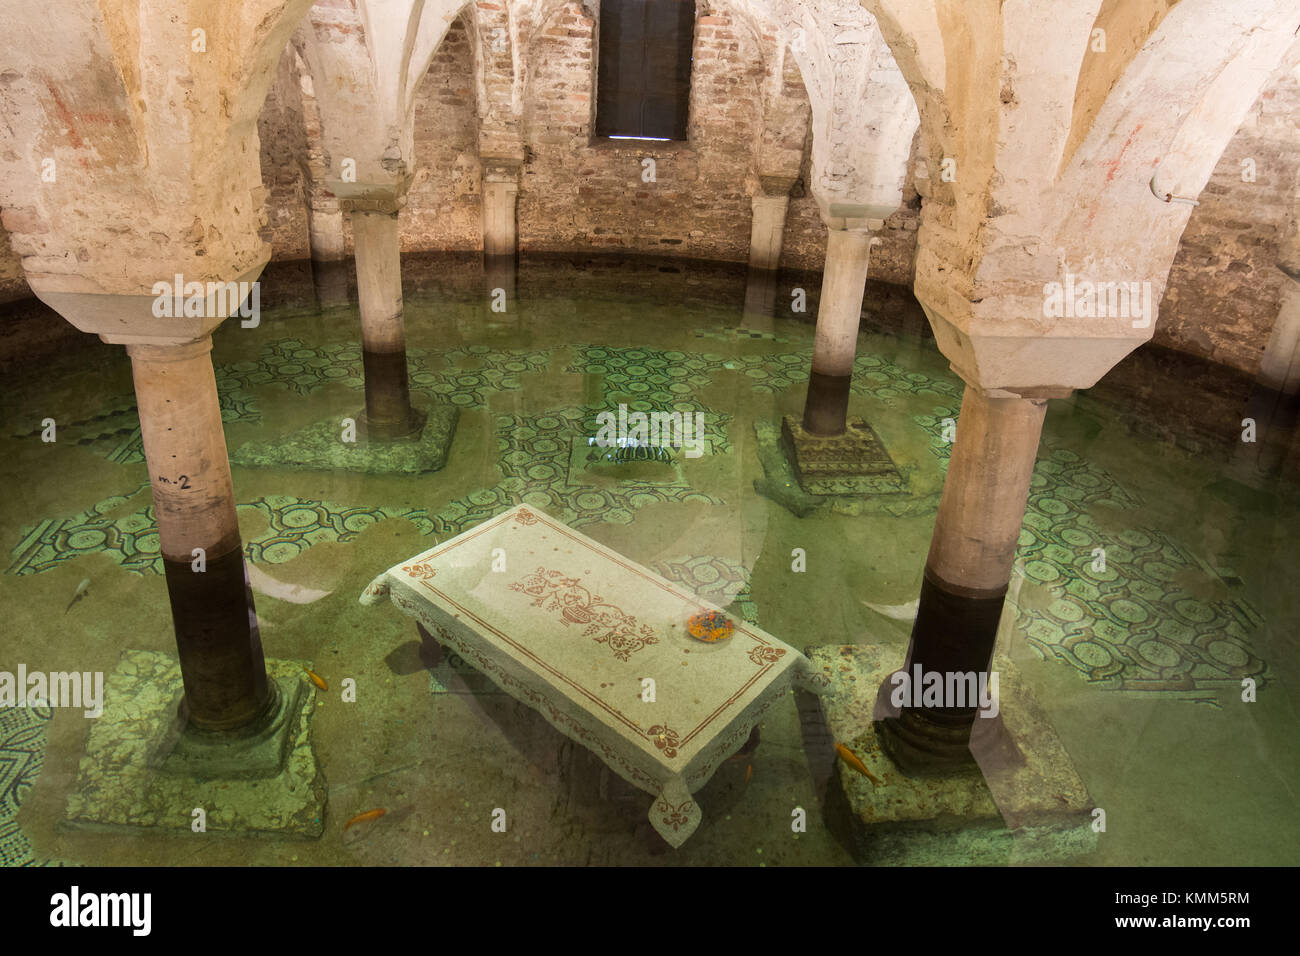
[{"left": 1, "top": 255, "right": 1298, "bottom": 867}]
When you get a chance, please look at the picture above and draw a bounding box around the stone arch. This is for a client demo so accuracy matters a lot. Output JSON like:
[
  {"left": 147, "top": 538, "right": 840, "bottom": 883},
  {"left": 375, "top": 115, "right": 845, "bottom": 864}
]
[{"left": 1059, "top": 0, "right": 1180, "bottom": 177}]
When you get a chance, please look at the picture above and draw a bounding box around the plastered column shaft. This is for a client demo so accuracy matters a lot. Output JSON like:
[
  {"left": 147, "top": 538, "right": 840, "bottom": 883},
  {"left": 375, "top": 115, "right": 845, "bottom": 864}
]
[
  {"left": 483, "top": 176, "right": 519, "bottom": 259},
  {"left": 742, "top": 268, "right": 778, "bottom": 329},
  {"left": 878, "top": 386, "right": 1047, "bottom": 772},
  {"left": 351, "top": 209, "right": 415, "bottom": 434},
  {"left": 927, "top": 388, "right": 1048, "bottom": 593},
  {"left": 307, "top": 198, "right": 346, "bottom": 263},
  {"left": 128, "top": 337, "right": 270, "bottom": 732},
  {"left": 748, "top": 195, "right": 790, "bottom": 272},
  {"left": 802, "top": 229, "right": 873, "bottom": 434}
]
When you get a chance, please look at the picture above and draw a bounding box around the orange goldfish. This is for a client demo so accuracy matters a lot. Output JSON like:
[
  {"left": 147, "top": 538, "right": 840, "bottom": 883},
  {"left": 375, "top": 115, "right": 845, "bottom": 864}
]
[
  {"left": 304, "top": 668, "right": 327, "bottom": 691},
  {"left": 745, "top": 763, "right": 753, "bottom": 784},
  {"left": 835, "top": 743, "right": 882, "bottom": 786},
  {"left": 344, "top": 808, "right": 386, "bottom": 830}
]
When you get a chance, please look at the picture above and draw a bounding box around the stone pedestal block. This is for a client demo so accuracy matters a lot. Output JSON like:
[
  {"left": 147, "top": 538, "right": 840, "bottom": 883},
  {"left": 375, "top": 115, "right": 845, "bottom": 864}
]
[
  {"left": 64, "top": 651, "right": 326, "bottom": 839},
  {"left": 781, "top": 414, "right": 906, "bottom": 496},
  {"left": 809, "top": 643, "right": 1097, "bottom": 866}
]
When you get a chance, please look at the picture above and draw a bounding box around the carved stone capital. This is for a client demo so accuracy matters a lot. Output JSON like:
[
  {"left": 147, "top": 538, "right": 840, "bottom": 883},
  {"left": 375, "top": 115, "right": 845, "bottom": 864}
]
[{"left": 757, "top": 175, "right": 797, "bottom": 197}]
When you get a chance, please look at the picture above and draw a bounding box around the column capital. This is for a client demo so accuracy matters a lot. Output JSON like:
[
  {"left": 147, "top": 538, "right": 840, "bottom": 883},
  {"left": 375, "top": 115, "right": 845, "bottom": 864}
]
[
  {"left": 481, "top": 147, "right": 526, "bottom": 181},
  {"left": 820, "top": 201, "right": 888, "bottom": 232},
  {"left": 946, "top": 363, "right": 1075, "bottom": 401},
  {"left": 330, "top": 177, "right": 413, "bottom": 210},
  {"left": 126, "top": 335, "right": 215, "bottom": 363},
  {"left": 32, "top": 259, "right": 267, "bottom": 347},
  {"left": 919, "top": 292, "right": 1141, "bottom": 394},
  {"left": 757, "top": 174, "right": 797, "bottom": 197},
  {"left": 340, "top": 194, "right": 406, "bottom": 216}
]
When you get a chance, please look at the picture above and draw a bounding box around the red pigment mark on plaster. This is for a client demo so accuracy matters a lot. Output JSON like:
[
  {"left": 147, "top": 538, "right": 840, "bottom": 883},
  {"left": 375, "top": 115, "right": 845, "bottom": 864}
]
[
  {"left": 44, "top": 82, "right": 84, "bottom": 149},
  {"left": 1099, "top": 122, "right": 1144, "bottom": 184}
]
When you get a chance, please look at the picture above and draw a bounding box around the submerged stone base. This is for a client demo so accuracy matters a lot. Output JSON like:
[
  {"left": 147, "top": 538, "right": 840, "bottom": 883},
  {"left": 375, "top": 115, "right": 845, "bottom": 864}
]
[
  {"left": 231, "top": 404, "right": 459, "bottom": 475},
  {"left": 64, "top": 651, "right": 326, "bottom": 839},
  {"left": 809, "top": 643, "right": 1097, "bottom": 866},
  {"left": 781, "top": 415, "right": 906, "bottom": 496},
  {"left": 752, "top": 421, "right": 940, "bottom": 518}
]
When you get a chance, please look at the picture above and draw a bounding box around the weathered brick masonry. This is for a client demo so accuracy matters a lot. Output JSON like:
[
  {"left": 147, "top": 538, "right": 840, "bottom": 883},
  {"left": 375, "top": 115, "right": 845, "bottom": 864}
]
[{"left": 1152, "top": 60, "right": 1299, "bottom": 375}]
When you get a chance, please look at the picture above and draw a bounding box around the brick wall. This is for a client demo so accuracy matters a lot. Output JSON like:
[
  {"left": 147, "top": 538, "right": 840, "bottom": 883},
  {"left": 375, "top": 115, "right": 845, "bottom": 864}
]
[
  {"left": 256, "top": 48, "right": 312, "bottom": 260},
  {"left": 1153, "top": 60, "right": 1299, "bottom": 376},
  {"left": 400, "top": 15, "right": 483, "bottom": 253},
  {"left": 516, "top": 2, "right": 762, "bottom": 260}
]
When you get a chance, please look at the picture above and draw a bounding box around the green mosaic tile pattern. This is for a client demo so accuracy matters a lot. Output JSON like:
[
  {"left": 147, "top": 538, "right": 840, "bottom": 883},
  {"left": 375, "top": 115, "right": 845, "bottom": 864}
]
[
  {"left": 7, "top": 487, "right": 435, "bottom": 576},
  {"left": 219, "top": 340, "right": 366, "bottom": 396},
  {"left": 569, "top": 345, "right": 960, "bottom": 407},
  {"left": 851, "top": 354, "right": 962, "bottom": 406},
  {"left": 2, "top": 337, "right": 1268, "bottom": 697},
  {"left": 10, "top": 382, "right": 259, "bottom": 466},
  {"left": 241, "top": 497, "right": 435, "bottom": 565},
  {"left": 8, "top": 484, "right": 158, "bottom": 575},
  {"left": 0, "top": 704, "right": 51, "bottom": 867},
  {"left": 422, "top": 407, "right": 726, "bottom": 539},
  {"left": 568, "top": 345, "right": 809, "bottom": 397},
  {"left": 418, "top": 345, "right": 554, "bottom": 407},
  {"left": 1014, "top": 449, "right": 1266, "bottom": 691},
  {"left": 218, "top": 340, "right": 554, "bottom": 410},
  {"left": 913, "top": 403, "right": 960, "bottom": 467},
  {"left": 8, "top": 402, "right": 726, "bottom": 574},
  {"left": 650, "top": 555, "right": 759, "bottom": 624}
]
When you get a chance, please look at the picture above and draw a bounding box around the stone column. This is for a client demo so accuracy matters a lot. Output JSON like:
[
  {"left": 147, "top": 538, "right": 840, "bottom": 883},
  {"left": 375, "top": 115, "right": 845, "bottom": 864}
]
[
  {"left": 1258, "top": 202, "right": 1300, "bottom": 393},
  {"left": 307, "top": 192, "right": 346, "bottom": 263},
  {"left": 1238, "top": 217, "right": 1300, "bottom": 477},
  {"left": 802, "top": 227, "right": 876, "bottom": 435},
  {"left": 1258, "top": 267, "right": 1300, "bottom": 395},
  {"left": 742, "top": 268, "right": 779, "bottom": 327},
  {"left": 876, "top": 385, "right": 1052, "bottom": 774},
  {"left": 482, "top": 159, "right": 522, "bottom": 261},
  {"left": 484, "top": 254, "right": 518, "bottom": 319},
  {"left": 745, "top": 178, "right": 794, "bottom": 326},
  {"left": 309, "top": 190, "right": 350, "bottom": 310},
  {"left": 351, "top": 205, "right": 423, "bottom": 439},
  {"left": 128, "top": 337, "right": 272, "bottom": 732},
  {"left": 748, "top": 194, "right": 791, "bottom": 273}
]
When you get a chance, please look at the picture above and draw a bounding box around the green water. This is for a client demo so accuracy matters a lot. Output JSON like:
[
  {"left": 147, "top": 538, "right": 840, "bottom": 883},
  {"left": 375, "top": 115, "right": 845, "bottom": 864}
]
[{"left": 1, "top": 254, "right": 1297, "bottom": 866}]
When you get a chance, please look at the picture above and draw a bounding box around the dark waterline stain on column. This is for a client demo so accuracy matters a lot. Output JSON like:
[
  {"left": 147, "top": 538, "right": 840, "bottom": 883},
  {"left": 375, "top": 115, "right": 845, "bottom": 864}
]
[
  {"left": 362, "top": 347, "right": 420, "bottom": 438},
  {"left": 802, "top": 370, "right": 852, "bottom": 435},
  {"left": 162, "top": 547, "right": 269, "bottom": 732}
]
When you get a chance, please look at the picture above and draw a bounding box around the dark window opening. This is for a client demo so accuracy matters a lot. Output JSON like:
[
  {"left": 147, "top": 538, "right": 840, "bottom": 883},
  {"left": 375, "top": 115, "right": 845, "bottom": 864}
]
[{"left": 596, "top": 0, "right": 695, "bottom": 141}]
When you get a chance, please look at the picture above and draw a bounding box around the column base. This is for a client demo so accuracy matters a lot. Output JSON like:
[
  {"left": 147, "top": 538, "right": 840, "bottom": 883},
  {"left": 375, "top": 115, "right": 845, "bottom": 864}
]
[
  {"left": 163, "top": 680, "right": 294, "bottom": 779},
  {"left": 801, "top": 371, "right": 852, "bottom": 435},
  {"left": 359, "top": 404, "right": 428, "bottom": 442},
  {"left": 64, "top": 651, "right": 326, "bottom": 838},
  {"left": 780, "top": 414, "right": 906, "bottom": 496},
  {"left": 874, "top": 704, "right": 1025, "bottom": 778},
  {"left": 810, "top": 643, "right": 1097, "bottom": 866},
  {"left": 751, "top": 419, "right": 941, "bottom": 520},
  {"left": 230, "top": 404, "right": 459, "bottom": 476}
]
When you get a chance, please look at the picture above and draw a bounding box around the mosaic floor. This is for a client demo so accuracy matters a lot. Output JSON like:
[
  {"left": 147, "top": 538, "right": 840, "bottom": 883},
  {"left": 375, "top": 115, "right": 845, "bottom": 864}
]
[
  {"left": 0, "top": 705, "right": 54, "bottom": 866},
  {"left": 2, "top": 260, "right": 1295, "bottom": 866},
  {"left": 5, "top": 337, "right": 1270, "bottom": 691}
]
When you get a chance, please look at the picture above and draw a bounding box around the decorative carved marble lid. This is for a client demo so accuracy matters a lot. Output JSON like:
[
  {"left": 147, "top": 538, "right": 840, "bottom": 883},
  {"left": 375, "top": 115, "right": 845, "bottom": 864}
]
[{"left": 377, "top": 504, "right": 810, "bottom": 768}]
